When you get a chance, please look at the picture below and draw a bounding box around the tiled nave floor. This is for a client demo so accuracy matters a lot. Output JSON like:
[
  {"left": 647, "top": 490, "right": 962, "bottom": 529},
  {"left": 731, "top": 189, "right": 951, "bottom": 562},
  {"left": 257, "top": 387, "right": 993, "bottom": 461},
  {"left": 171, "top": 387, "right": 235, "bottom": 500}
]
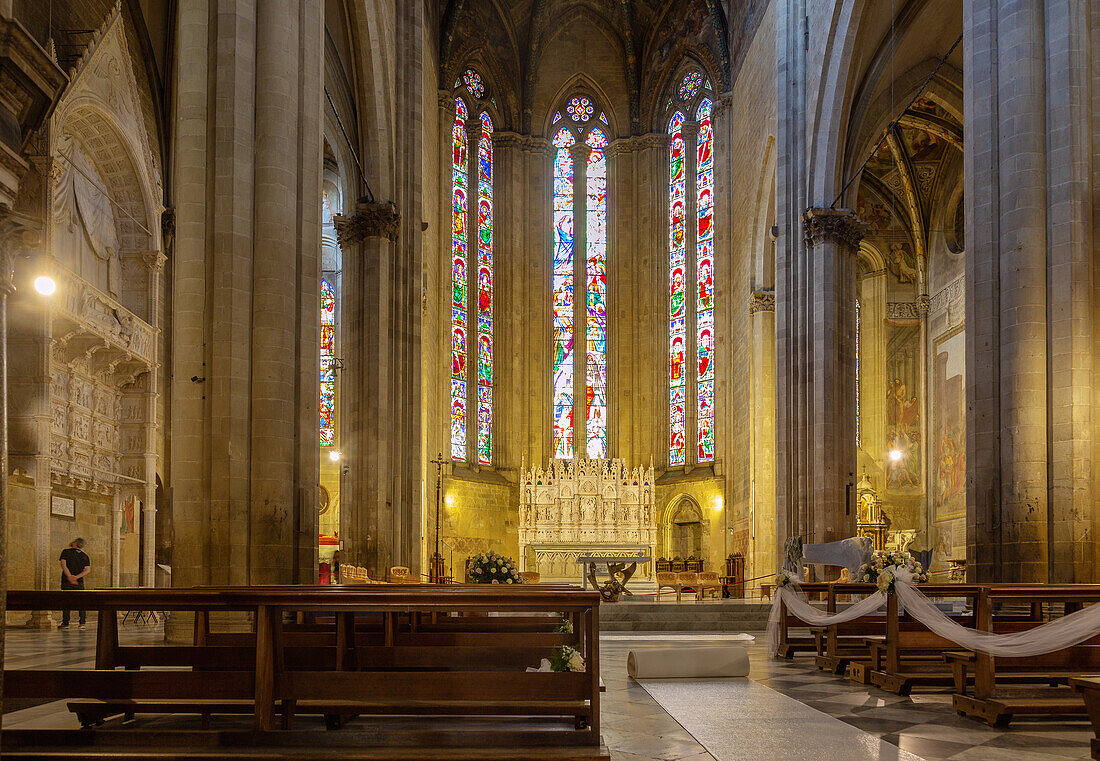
[{"left": 2, "top": 623, "right": 1095, "bottom": 761}]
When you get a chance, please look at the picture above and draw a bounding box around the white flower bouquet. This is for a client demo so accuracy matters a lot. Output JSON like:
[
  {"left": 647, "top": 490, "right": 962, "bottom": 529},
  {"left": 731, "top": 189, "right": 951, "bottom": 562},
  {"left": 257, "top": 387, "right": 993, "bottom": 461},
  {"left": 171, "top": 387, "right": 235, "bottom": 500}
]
[
  {"left": 775, "top": 570, "right": 794, "bottom": 588},
  {"left": 468, "top": 551, "right": 524, "bottom": 584},
  {"left": 549, "top": 645, "right": 586, "bottom": 672},
  {"left": 857, "top": 550, "right": 928, "bottom": 587}
]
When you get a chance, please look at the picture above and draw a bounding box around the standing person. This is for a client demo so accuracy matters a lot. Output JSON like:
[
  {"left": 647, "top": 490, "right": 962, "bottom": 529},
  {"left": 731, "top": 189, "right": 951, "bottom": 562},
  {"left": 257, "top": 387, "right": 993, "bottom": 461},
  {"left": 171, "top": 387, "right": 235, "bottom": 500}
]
[
  {"left": 58, "top": 538, "right": 91, "bottom": 630},
  {"left": 331, "top": 550, "right": 342, "bottom": 584}
]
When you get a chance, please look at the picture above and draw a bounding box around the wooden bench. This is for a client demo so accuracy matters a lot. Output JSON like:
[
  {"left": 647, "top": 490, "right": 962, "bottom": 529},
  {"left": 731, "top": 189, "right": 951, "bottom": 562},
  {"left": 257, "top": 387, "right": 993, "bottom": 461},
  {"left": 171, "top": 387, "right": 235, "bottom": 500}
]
[
  {"left": 4, "top": 586, "right": 608, "bottom": 760},
  {"left": 774, "top": 583, "right": 831, "bottom": 659},
  {"left": 852, "top": 584, "right": 985, "bottom": 693},
  {"left": 949, "top": 585, "right": 1100, "bottom": 726},
  {"left": 809, "top": 583, "right": 885, "bottom": 675},
  {"left": 1070, "top": 677, "right": 1100, "bottom": 760}
]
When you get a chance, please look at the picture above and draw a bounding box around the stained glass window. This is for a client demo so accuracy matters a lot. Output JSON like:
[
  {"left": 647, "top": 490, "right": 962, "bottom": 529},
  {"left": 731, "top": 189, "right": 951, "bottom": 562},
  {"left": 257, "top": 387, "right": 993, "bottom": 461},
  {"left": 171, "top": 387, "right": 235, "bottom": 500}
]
[
  {"left": 695, "top": 98, "right": 714, "bottom": 462},
  {"left": 320, "top": 279, "right": 336, "bottom": 446},
  {"left": 462, "top": 69, "right": 485, "bottom": 99},
  {"left": 552, "top": 127, "right": 575, "bottom": 459},
  {"left": 585, "top": 128, "right": 608, "bottom": 459},
  {"left": 553, "top": 111, "right": 562, "bottom": 123},
  {"left": 450, "top": 98, "right": 469, "bottom": 460},
  {"left": 475, "top": 112, "right": 494, "bottom": 465},
  {"left": 679, "top": 71, "right": 702, "bottom": 100},
  {"left": 668, "top": 112, "right": 687, "bottom": 466},
  {"left": 599, "top": 112, "right": 608, "bottom": 124},
  {"left": 568, "top": 97, "right": 594, "bottom": 122}
]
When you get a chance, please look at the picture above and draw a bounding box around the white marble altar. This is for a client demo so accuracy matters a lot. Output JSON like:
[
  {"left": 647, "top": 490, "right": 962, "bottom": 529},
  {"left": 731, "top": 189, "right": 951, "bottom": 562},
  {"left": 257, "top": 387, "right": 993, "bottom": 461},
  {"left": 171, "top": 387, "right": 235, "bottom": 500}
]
[{"left": 519, "top": 458, "right": 657, "bottom": 589}]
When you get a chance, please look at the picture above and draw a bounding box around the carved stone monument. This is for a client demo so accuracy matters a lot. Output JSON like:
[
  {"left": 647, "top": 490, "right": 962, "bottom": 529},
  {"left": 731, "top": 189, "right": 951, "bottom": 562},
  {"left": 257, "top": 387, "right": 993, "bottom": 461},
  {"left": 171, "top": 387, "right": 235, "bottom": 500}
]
[{"left": 519, "top": 458, "right": 657, "bottom": 590}]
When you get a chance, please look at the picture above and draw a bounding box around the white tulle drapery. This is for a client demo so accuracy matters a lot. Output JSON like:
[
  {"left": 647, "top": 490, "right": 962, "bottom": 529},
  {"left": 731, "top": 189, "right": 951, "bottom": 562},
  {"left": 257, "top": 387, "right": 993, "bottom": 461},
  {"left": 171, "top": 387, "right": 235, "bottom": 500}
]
[
  {"left": 768, "top": 575, "right": 1100, "bottom": 658},
  {"left": 893, "top": 582, "right": 1100, "bottom": 657},
  {"left": 766, "top": 582, "right": 886, "bottom": 654}
]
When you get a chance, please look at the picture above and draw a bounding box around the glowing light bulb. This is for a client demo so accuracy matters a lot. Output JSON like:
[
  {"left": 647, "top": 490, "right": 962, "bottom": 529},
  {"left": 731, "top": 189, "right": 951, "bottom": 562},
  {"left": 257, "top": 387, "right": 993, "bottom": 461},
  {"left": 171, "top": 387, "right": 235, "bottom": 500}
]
[
  {"left": 889, "top": 449, "right": 903, "bottom": 462},
  {"left": 34, "top": 276, "right": 56, "bottom": 296},
  {"left": 328, "top": 450, "right": 341, "bottom": 462}
]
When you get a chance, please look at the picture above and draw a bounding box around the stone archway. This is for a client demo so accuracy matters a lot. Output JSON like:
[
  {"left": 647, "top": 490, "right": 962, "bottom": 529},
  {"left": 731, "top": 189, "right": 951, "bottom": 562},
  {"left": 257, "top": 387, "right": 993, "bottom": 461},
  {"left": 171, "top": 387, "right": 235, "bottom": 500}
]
[{"left": 657, "top": 495, "right": 712, "bottom": 564}]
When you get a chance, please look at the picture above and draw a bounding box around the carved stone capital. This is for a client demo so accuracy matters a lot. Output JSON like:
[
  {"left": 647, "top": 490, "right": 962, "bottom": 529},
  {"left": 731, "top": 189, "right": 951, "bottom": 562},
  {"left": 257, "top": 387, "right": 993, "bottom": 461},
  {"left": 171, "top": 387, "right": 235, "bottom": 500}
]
[
  {"left": 606, "top": 133, "right": 670, "bottom": 157},
  {"left": 680, "top": 121, "right": 701, "bottom": 141},
  {"left": 802, "top": 208, "right": 868, "bottom": 251},
  {"left": 711, "top": 95, "right": 733, "bottom": 120},
  {"left": 569, "top": 142, "right": 591, "bottom": 162},
  {"left": 437, "top": 90, "right": 456, "bottom": 114},
  {"left": 333, "top": 201, "right": 401, "bottom": 246},
  {"left": 749, "top": 289, "right": 775, "bottom": 314},
  {"left": 917, "top": 294, "right": 931, "bottom": 316},
  {"left": 141, "top": 250, "right": 167, "bottom": 271},
  {"left": 491, "top": 132, "right": 552, "bottom": 156}
]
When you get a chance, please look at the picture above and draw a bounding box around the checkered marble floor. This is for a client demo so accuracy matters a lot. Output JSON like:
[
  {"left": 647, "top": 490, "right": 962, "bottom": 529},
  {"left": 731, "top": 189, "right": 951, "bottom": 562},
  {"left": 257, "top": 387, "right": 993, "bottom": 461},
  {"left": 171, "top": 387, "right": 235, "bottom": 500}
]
[{"left": 1, "top": 624, "right": 1095, "bottom": 760}]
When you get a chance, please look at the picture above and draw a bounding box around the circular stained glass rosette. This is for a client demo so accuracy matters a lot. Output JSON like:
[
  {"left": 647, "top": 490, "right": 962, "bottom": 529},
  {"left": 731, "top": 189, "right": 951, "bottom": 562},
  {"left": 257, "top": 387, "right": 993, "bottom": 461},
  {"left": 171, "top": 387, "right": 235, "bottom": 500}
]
[
  {"left": 462, "top": 69, "right": 485, "bottom": 99},
  {"left": 679, "top": 71, "right": 703, "bottom": 101},
  {"left": 568, "top": 97, "right": 594, "bottom": 122}
]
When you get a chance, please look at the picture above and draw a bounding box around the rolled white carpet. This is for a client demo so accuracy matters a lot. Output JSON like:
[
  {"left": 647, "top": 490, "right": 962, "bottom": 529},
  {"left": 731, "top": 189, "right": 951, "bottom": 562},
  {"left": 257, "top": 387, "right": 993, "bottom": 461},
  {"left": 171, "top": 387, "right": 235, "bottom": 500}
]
[{"left": 627, "top": 645, "right": 750, "bottom": 679}]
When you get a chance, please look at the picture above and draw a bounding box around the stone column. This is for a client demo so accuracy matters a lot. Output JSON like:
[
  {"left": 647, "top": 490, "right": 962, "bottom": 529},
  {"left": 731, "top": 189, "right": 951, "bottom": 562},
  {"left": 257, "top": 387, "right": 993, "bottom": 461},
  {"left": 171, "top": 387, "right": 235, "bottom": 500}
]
[
  {"left": 0, "top": 232, "right": 12, "bottom": 735},
  {"left": 169, "top": 0, "right": 324, "bottom": 602},
  {"left": 792, "top": 209, "right": 865, "bottom": 545},
  {"left": 493, "top": 133, "right": 553, "bottom": 467},
  {"left": 963, "top": 0, "right": 1093, "bottom": 581},
  {"left": 110, "top": 491, "right": 123, "bottom": 588},
  {"left": 334, "top": 202, "right": 403, "bottom": 578},
  {"left": 606, "top": 135, "right": 666, "bottom": 466},
  {"left": 141, "top": 251, "right": 165, "bottom": 587},
  {"left": 750, "top": 290, "right": 776, "bottom": 578}
]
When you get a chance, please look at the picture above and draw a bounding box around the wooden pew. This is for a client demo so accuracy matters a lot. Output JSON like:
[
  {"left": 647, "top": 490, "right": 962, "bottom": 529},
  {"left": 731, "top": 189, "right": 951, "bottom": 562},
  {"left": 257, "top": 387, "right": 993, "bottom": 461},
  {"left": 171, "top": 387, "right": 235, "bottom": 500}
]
[
  {"left": 774, "top": 582, "right": 831, "bottom": 659},
  {"left": 1070, "top": 677, "right": 1100, "bottom": 760},
  {"left": 950, "top": 585, "right": 1100, "bottom": 727},
  {"left": 852, "top": 584, "right": 985, "bottom": 693},
  {"left": 4, "top": 586, "right": 608, "bottom": 759},
  {"left": 810, "top": 583, "right": 886, "bottom": 675}
]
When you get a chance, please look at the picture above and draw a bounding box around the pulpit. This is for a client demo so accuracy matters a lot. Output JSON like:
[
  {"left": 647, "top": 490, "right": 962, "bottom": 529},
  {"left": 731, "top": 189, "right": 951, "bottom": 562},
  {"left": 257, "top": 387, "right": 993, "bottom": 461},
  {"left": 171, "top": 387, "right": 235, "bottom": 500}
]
[{"left": 519, "top": 458, "right": 657, "bottom": 591}]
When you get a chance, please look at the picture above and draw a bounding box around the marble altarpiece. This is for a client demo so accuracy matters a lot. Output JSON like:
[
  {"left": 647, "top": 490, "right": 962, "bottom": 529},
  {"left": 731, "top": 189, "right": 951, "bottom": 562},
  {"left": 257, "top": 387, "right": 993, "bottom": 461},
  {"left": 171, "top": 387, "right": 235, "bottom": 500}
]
[{"left": 519, "top": 458, "right": 656, "bottom": 589}]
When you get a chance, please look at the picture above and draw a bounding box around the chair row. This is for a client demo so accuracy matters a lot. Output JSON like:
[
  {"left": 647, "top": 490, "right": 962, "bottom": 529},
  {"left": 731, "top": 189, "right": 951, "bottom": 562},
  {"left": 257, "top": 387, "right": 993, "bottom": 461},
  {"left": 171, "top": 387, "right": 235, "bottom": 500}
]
[{"left": 655, "top": 571, "right": 722, "bottom": 601}]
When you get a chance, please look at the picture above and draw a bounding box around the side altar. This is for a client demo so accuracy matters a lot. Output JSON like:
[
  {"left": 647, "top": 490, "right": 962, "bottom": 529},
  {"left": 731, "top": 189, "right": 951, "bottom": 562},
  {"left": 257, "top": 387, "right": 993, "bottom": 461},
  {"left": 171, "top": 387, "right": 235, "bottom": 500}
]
[{"left": 519, "top": 458, "right": 657, "bottom": 591}]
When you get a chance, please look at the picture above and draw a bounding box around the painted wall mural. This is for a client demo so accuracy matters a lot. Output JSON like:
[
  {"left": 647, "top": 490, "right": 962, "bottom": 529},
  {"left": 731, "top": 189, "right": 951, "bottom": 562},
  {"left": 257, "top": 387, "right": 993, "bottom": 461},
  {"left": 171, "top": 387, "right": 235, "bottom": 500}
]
[
  {"left": 884, "top": 322, "right": 922, "bottom": 493},
  {"left": 933, "top": 325, "right": 966, "bottom": 520}
]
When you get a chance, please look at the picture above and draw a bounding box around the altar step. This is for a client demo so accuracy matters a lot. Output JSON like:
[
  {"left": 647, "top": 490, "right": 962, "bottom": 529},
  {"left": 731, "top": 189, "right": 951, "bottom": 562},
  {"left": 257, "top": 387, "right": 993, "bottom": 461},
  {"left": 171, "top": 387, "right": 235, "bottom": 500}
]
[{"left": 597, "top": 601, "right": 772, "bottom": 632}]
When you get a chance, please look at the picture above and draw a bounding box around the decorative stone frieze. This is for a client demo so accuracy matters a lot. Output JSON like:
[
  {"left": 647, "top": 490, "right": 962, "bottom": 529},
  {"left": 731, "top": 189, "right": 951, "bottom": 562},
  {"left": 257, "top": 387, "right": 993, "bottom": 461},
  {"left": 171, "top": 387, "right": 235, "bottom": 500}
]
[
  {"left": 886, "top": 301, "right": 921, "bottom": 321},
  {"left": 749, "top": 289, "right": 775, "bottom": 314},
  {"left": 333, "top": 201, "right": 401, "bottom": 246},
  {"left": 930, "top": 274, "right": 964, "bottom": 314},
  {"left": 802, "top": 208, "right": 868, "bottom": 250},
  {"left": 917, "top": 294, "right": 931, "bottom": 316}
]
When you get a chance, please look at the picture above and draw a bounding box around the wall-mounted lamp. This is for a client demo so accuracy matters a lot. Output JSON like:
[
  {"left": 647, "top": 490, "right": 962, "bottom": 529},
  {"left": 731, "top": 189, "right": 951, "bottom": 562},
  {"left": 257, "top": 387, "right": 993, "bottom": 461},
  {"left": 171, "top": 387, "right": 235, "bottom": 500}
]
[
  {"left": 888, "top": 449, "right": 903, "bottom": 462},
  {"left": 33, "top": 276, "right": 56, "bottom": 296},
  {"left": 445, "top": 494, "right": 455, "bottom": 508},
  {"left": 328, "top": 450, "right": 342, "bottom": 462}
]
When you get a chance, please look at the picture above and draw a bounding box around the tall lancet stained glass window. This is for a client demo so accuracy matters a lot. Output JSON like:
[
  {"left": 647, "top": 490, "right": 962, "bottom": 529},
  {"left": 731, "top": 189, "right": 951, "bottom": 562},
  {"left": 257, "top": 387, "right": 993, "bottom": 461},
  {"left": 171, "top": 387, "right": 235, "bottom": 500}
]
[
  {"left": 320, "top": 279, "right": 336, "bottom": 446},
  {"left": 552, "top": 127, "right": 576, "bottom": 459},
  {"left": 585, "top": 127, "right": 608, "bottom": 459},
  {"left": 450, "top": 97, "right": 469, "bottom": 460},
  {"left": 475, "top": 112, "right": 494, "bottom": 465},
  {"left": 695, "top": 98, "right": 714, "bottom": 462},
  {"left": 449, "top": 75, "right": 496, "bottom": 464},
  {"left": 667, "top": 71, "right": 716, "bottom": 466},
  {"left": 668, "top": 112, "right": 688, "bottom": 465},
  {"left": 551, "top": 96, "right": 610, "bottom": 459}
]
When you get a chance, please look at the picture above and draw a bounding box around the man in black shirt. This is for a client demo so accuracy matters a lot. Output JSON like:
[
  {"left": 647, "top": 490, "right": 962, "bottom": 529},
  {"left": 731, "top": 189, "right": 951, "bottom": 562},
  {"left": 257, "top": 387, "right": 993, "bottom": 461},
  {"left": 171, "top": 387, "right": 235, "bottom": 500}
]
[{"left": 58, "top": 538, "right": 90, "bottom": 629}]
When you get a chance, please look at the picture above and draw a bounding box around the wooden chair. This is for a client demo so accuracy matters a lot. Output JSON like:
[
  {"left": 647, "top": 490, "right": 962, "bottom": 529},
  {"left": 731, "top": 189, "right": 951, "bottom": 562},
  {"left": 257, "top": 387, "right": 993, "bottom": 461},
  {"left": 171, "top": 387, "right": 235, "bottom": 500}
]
[
  {"left": 655, "top": 572, "right": 679, "bottom": 602},
  {"left": 698, "top": 571, "right": 722, "bottom": 600},
  {"left": 676, "top": 572, "right": 700, "bottom": 602},
  {"left": 388, "top": 566, "right": 418, "bottom": 584},
  {"left": 519, "top": 571, "right": 541, "bottom": 584}
]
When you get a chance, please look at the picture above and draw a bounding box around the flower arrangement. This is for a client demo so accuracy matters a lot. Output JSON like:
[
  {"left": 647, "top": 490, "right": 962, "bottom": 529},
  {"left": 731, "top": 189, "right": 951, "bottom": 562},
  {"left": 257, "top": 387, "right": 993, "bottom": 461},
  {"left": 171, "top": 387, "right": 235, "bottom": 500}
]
[
  {"left": 468, "top": 551, "right": 524, "bottom": 584},
  {"left": 549, "top": 645, "right": 585, "bottom": 672},
  {"left": 555, "top": 615, "right": 573, "bottom": 634},
  {"left": 857, "top": 550, "right": 928, "bottom": 587},
  {"left": 775, "top": 570, "right": 794, "bottom": 589}
]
